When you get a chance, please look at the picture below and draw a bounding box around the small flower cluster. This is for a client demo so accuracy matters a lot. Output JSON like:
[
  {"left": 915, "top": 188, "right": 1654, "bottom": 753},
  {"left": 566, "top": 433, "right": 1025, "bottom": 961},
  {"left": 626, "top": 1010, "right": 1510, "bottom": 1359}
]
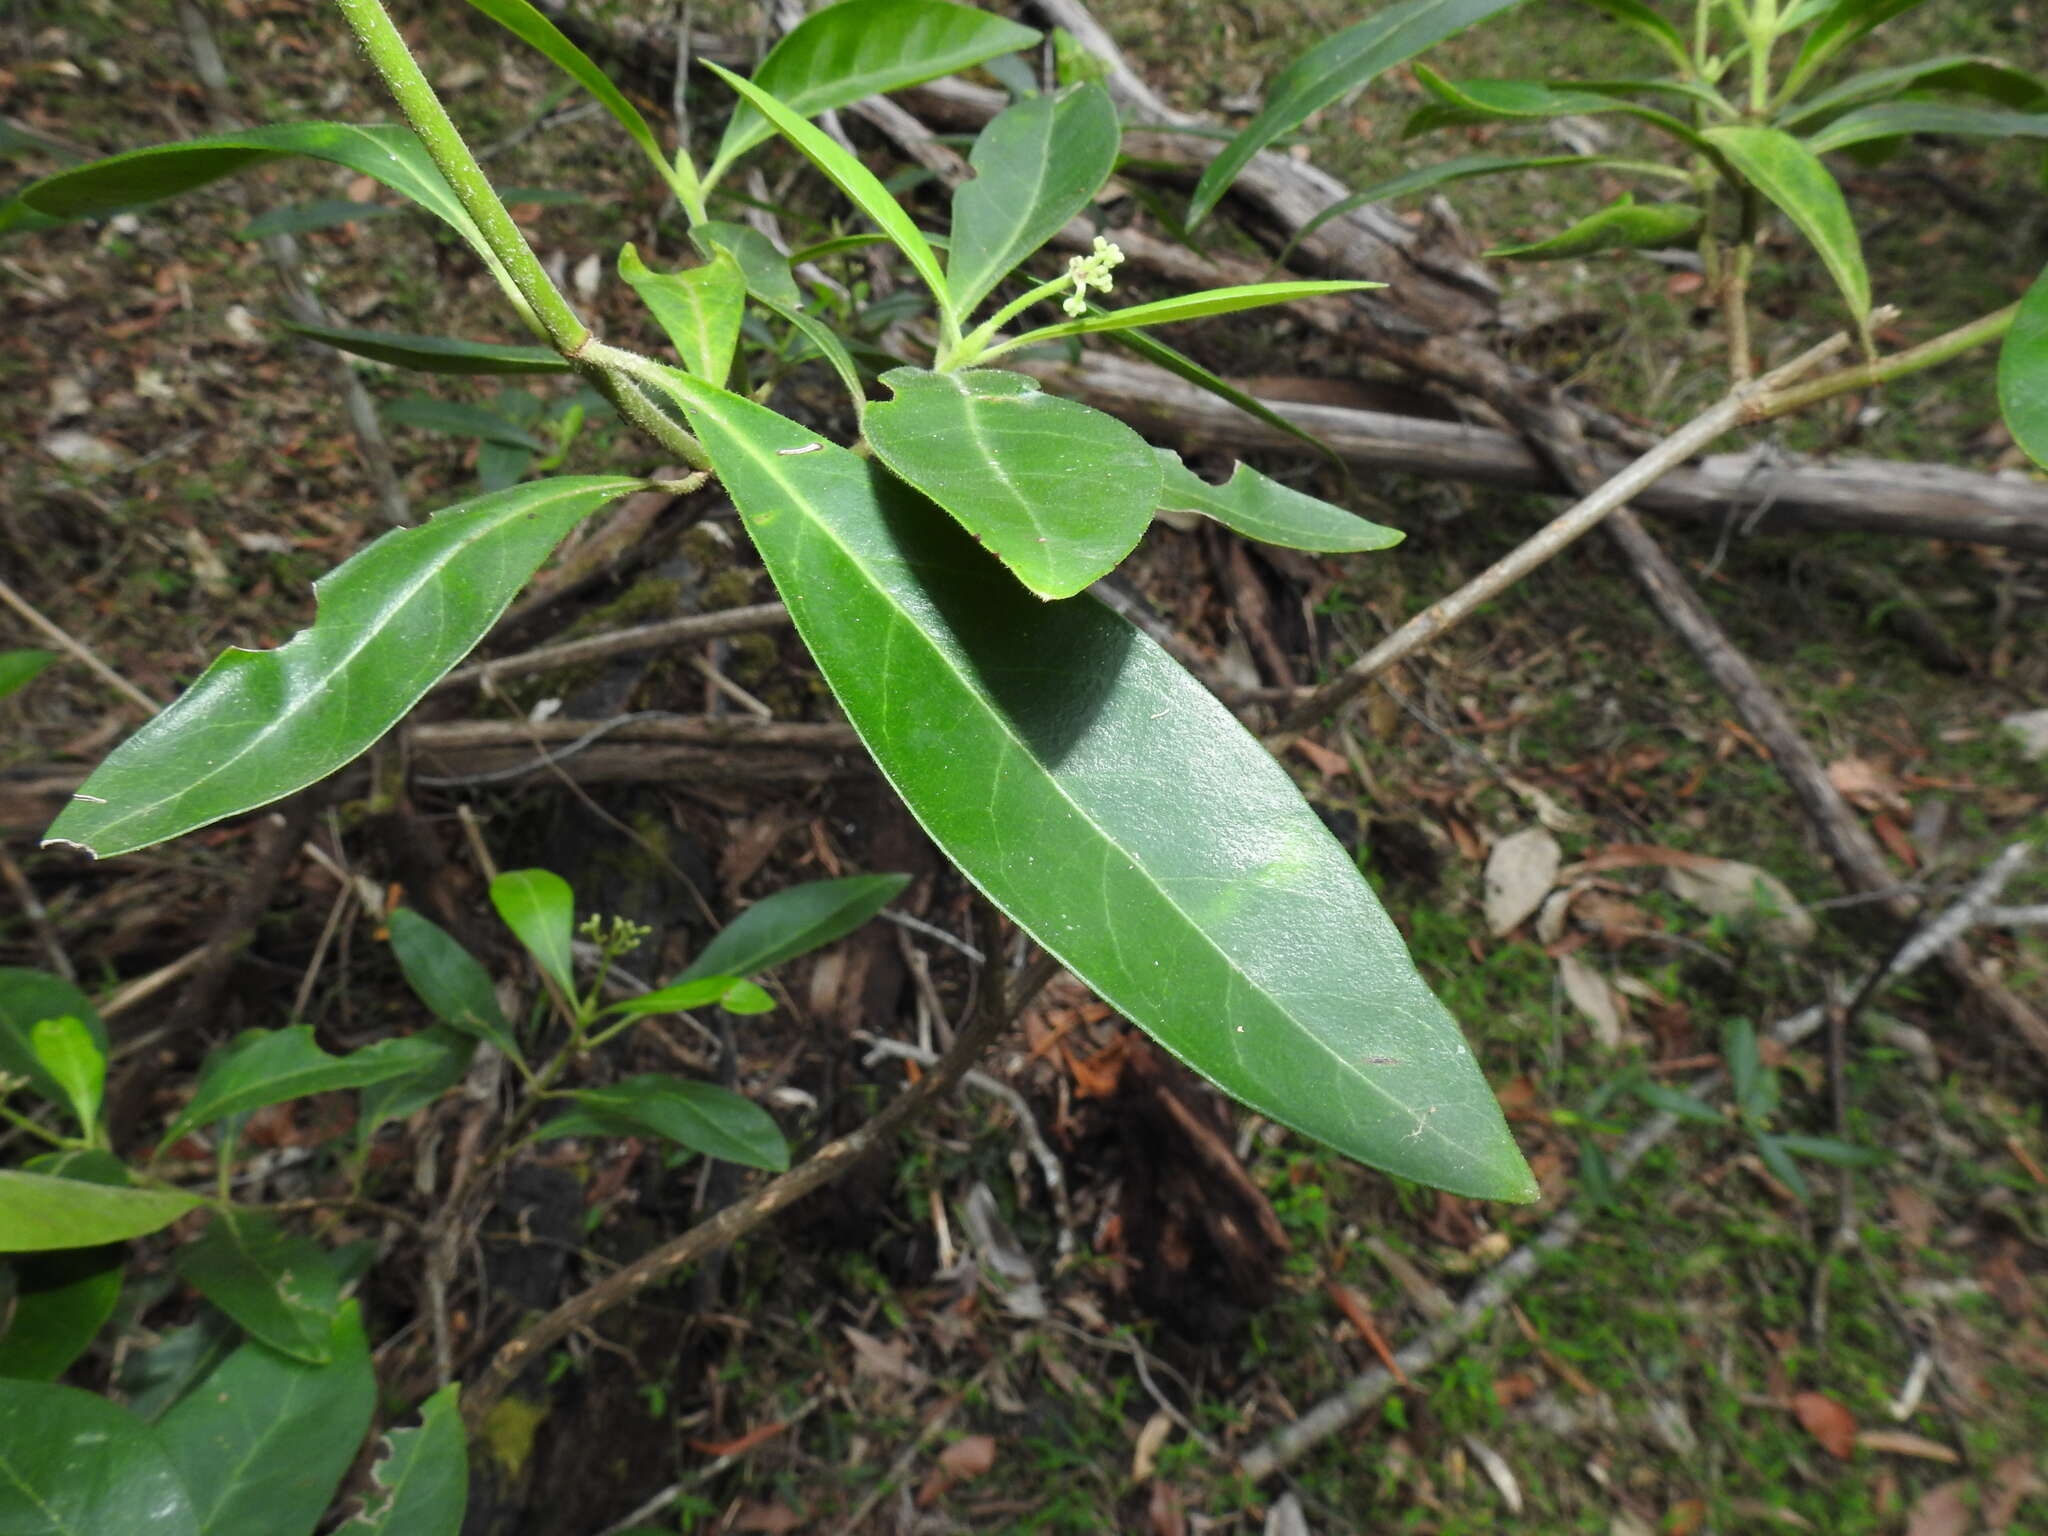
[
  {"left": 1062, "top": 236, "right": 1125, "bottom": 316},
  {"left": 579, "top": 912, "right": 651, "bottom": 960}
]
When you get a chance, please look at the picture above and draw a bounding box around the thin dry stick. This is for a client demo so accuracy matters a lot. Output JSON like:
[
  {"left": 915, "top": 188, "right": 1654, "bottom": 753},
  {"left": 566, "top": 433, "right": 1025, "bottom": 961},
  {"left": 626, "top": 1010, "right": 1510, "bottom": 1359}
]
[
  {"left": 436, "top": 602, "right": 791, "bottom": 691},
  {"left": 0, "top": 846, "right": 74, "bottom": 980},
  {"left": 1238, "top": 844, "right": 2032, "bottom": 1482},
  {"left": 460, "top": 949, "right": 1061, "bottom": 1430},
  {"left": 0, "top": 574, "right": 160, "bottom": 720},
  {"left": 1273, "top": 327, "right": 1859, "bottom": 736}
]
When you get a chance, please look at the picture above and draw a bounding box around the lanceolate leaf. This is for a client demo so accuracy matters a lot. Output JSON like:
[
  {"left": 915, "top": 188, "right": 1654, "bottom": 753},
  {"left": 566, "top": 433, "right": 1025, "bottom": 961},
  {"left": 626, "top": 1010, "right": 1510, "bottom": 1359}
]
[
  {"left": 157, "top": 1027, "right": 445, "bottom": 1153},
  {"left": 1805, "top": 101, "right": 2048, "bottom": 154},
  {"left": 285, "top": 320, "right": 569, "bottom": 375},
  {"left": 1485, "top": 192, "right": 1701, "bottom": 259},
  {"left": 0, "top": 1170, "right": 201, "bottom": 1252},
  {"left": 863, "top": 367, "right": 1161, "bottom": 600},
  {"left": 1702, "top": 125, "right": 1870, "bottom": 330},
  {"left": 947, "top": 83, "right": 1119, "bottom": 320},
  {"left": 619, "top": 243, "right": 745, "bottom": 388},
  {"left": 1786, "top": 0, "right": 1930, "bottom": 98},
  {"left": 646, "top": 369, "right": 1537, "bottom": 1201},
  {"left": 1154, "top": 450, "right": 1403, "bottom": 553},
  {"left": 0, "top": 1382, "right": 200, "bottom": 1536},
  {"left": 172, "top": 1212, "right": 343, "bottom": 1365},
  {"left": 1785, "top": 54, "right": 2048, "bottom": 126},
  {"left": 708, "top": 0, "right": 1039, "bottom": 186},
  {"left": 694, "top": 221, "right": 804, "bottom": 312},
  {"left": 42, "top": 476, "right": 639, "bottom": 858},
  {"left": 335, "top": 1385, "right": 467, "bottom": 1536},
  {"left": 999, "top": 279, "right": 1377, "bottom": 353},
  {"left": 704, "top": 62, "right": 950, "bottom": 312},
  {"left": 677, "top": 873, "right": 912, "bottom": 983},
  {"left": 1109, "top": 327, "right": 1343, "bottom": 468},
  {"left": 537, "top": 1074, "right": 789, "bottom": 1170},
  {"left": 157, "top": 1303, "right": 374, "bottom": 1536},
  {"left": 1404, "top": 67, "right": 1705, "bottom": 148},
  {"left": 1575, "top": 0, "right": 1690, "bottom": 70},
  {"left": 1189, "top": 0, "right": 1531, "bottom": 226},
  {"left": 1998, "top": 262, "right": 2048, "bottom": 471},
  {"left": 387, "top": 908, "right": 521, "bottom": 1061}
]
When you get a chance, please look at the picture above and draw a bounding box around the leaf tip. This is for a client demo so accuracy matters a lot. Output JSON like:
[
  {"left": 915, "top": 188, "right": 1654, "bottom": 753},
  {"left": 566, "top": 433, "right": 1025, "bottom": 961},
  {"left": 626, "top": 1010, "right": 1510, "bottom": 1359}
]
[{"left": 39, "top": 834, "right": 99, "bottom": 860}]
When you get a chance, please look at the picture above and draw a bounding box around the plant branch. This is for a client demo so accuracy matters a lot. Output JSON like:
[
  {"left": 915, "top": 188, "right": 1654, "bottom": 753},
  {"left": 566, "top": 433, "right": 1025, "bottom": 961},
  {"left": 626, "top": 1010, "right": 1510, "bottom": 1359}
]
[{"left": 1740, "top": 303, "right": 2019, "bottom": 423}]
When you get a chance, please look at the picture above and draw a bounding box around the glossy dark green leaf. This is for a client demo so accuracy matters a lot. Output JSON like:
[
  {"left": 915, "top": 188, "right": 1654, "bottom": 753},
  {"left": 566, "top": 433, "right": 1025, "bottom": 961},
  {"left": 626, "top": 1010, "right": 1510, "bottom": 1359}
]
[
  {"left": 28, "top": 1015, "right": 102, "bottom": 1138},
  {"left": 387, "top": 908, "right": 520, "bottom": 1061},
  {"left": 240, "top": 198, "right": 400, "bottom": 239},
  {"left": 1404, "top": 67, "right": 1704, "bottom": 148},
  {"left": 116, "top": 1314, "right": 239, "bottom": 1424},
  {"left": 0, "top": 648, "right": 57, "bottom": 700},
  {"left": 335, "top": 1384, "right": 467, "bottom": 1536},
  {"left": 763, "top": 289, "right": 868, "bottom": 408},
  {"left": 285, "top": 320, "right": 568, "bottom": 375},
  {"left": 706, "top": 62, "right": 950, "bottom": 310},
  {"left": 863, "top": 367, "right": 1161, "bottom": 600},
  {"left": 43, "top": 476, "right": 639, "bottom": 859},
  {"left": 172, "top": 1212, "right": 342, "bottom": 1365},
  {"left": 157, "top": 1302, "right": 374, "bottom": 1536},
  {"left": 158, "top": 1026, "right": 444, "bottom": 1153},
  {"left": 1155, "top": 450, "right": 1402, "bottom": 553},
  {"left": 643, "top": 368, "right": 1536, "bottom": 1201},
  {"left": 1805, "top": 101, "right": 2048, "bottom": 154},
  {"left": 0, "top": 968, "right": 108, "bottom": 1110},
  {"left": 1189, "top": 0, "right": 1532, "bottom": 226},
  {"left": 0, "top": 1246, "right": 122, "bottom": 1380},
  {"left": 999, "top": 279, "right": 1378, "bottom": 353},
  {"left": 537, "top": 1074, "right": 789, "bottom": 1170},
  {"left": 0, "top": 1170, "right": 201, "bottom": 1252},
  {"left": 1998, "top": 262, "right": 2048, "bottom": 470},
  {"left": 1485, "top": 192, "right": 1702, "bottom": 259},
  {"left": 0, "top": 1381, "right": 199, "bottom": 1536},
  {"left": 678, "top": 873, "right": 912, "bottom": 984},
  {"left": 1702, "top": 125, "right": 1869, "bottom": 329},
  {"left": 356, "top": 1026, "right": 475, "bottom": 1150},
  {"left": 490, "top": 868, "right": 576, "bottom": 992},
  {"left": 947, "top": 83, "right": 1118, "bottom": 320},
  {"left": 620, "top": 243, "right": 745, "bottom": 388},
  {"left": 694, "top": 221, "right": 804, "bottom": 312},
  {"left": 708, "top": 0, "right": 1039, "bottom": 186}
]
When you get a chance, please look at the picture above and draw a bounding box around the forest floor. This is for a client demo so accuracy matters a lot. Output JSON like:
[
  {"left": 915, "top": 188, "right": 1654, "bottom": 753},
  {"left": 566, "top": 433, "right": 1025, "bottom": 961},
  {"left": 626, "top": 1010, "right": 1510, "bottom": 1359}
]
[{"left": 2, "top": 1, "right": 2046, "bottom": 1533}]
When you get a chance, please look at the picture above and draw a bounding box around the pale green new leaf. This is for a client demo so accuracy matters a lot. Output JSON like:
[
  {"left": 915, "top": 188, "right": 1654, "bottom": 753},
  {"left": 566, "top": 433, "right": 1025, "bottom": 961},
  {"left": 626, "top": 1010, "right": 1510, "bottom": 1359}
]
[
  {"left": 1485, "top": 192, "right": 1701, "bottom": 259},
  {"left": 602, "top": 976, "right": 744, "bottom": 1019},
  {"left": 490, "top": 869, "right": 575, "bottom": 992},
  {"left": 336, "top": 1385, "right": 467, "bottom": 1536},
  {"left": 0, "top": 969, "right": 108, "bottom": 1115},
  {"left": 1155, "top": 450, "right": 1403, "bottom": 553},
  {"left": 947, "top": 83, "right": 1119, "bottom": 320},
  {"left": 1998, "top": 262, "right": 2048, "bottom": 470},
  {"left": 1703, "top": 125, "right": 1869, "bottom": 330},
  {"left": 0, "top": 1382, "right": 200, "bottom": 1536},
  {"left": 705, "top": 62, "right": 950, "bottom": 312},
  {"left": 536, "top": 1074, "right": 789, "bottom": 1170},
  {"left": 999, "top": 279, "right": 1377, "bottom": 353},
  {"left": 619, "top": 243, "right": 745, "bottom": 387},
  {"left": 1189, "top": 0, "right": 1533, "bottom": 226},
  {"left": 42, "top": 476, "right": 638, "bottom": 858},
  {"left": 28, "top": 1016, "right": 102, "bottom": 1138},
  {"left": 157, "top": 1303, "right": 374, "bottom": 1536},
  {"left": 387, "top": 908, "right": 521, "bottom": 1061},
  {"left": 285, "top": 320, "right": 569, "bottom": 375},
  {"left": 863, "top": 367, "right": 1161, "bottom": 600},
  {"left": 646, "top": 369, "right": 1537, "bottom": 1201},
  {"left": 157, "top": 1028, "right": 445, "bottom": 1152},
  {"left": 0, "top": 1170, "right": 201, "bottom": 1252},
  {"left": 677, "top": 873, "right": 912, "bottom": 983},
  {"left": 172, "top": 1212, "right": 342, "bottom": 1365},
  {"left": 1805, "top": 101, "right": 2048, "bottom": 154},
  {"left": 708, "top": 0, "right": 1039, "bottom": 186}
]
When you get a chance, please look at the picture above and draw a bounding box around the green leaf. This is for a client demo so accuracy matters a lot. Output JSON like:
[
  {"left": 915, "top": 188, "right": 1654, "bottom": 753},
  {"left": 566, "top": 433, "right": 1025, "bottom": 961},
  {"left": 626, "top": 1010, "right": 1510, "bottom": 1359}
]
[
  {"left": 1403, "top": 67, "right": 1704, "bottom": 147},
  {"left": 0, "top": 1170, "right": 201, "bottom": 1251},
  {"left": 0, "top": 1246, "right": 123, "bottom": 1380},
  {"left": 643, "top": 369, "right": 1537, "bottom": 1201},
  {"left": 0, "top": 1381, "right": 200, "bottom": 1536},
  {"left": 1701, "top": 125, "right": 1869, "bottom": 331},
  {"left": 1997, "top": 262, "right": 2048, "bottom": 471},
  {"left": 1787, "top": 0, "right": 1929, "bottom": 97},
  {"left": 383, "top": 395, "right": 549, "bottom": 450},
  {"left": 619, "top": 243, "right": 745, "bottom": 388},
  {"left": 678, "top": 873, "right": 912, "bottom": 984},
  {"left": 285, "top": 320, "right": 569, "bottom": 375},
  {"left": 0, "top": 648, "right": 57, "bottom": 700},
  {"left": 536, "top": 1074, "right": 789, "bottom": 1171},
  {"left": 1784, "top": 54, "right": 2048, "bottom": 126},
  {"left": 1575, "top": 0, "right": 1691, "bottom": 70},
  {"left": 1774, "top": 1133, "right": 1886, "bottom": 1167},
  {"left": 718, "top": 979, "right": 775, "bottom": 1015},
  {"left": 490, "top": 869, "right": 575, "bottom": 992},
  {"left": 1189, "top": 0, "right": 1531, "bottom": 225},
  {"left": 1154, "top": 449, "right": 1403, "bottom": 553},
  {"left": 762, "top": 289, "right": 869, "bottom": 409},
  {"left": 335, "top": 1384, "right": 467, "bottom": 1536},
  {"left": 28, "top": 1015, "right": 103, "bottom": 1138},
  {"left": 705, "top": 62, "right": 951, "bottom": 313},
  {"left": 998, "top": 279, "right": 1379, "bottom": 353},
  {"left": 356, "top": 1026, "right": 475, "bottom": 1151},
  {"left": 1753, "top": 1132, "right": 1812, "bottom": 1200},
  {"left": 1723, "top": 1017, "right": 1770, "bottom": 1119},
  {"left": 158, "top": 1026, "right": 443, "bottom": 1153},
  {"left": 863, "top": 367, "right": 1161, "bottom": 600},
  {"left": 172, "top": 1212, "right": 342, "bottom": 1365},
  {"left": 240, "top": 198, "right": 401, "bottom": 239},
  {"left": 1108, "top": 326, "right": 1344, "bottom": 469},
  {"left": 0, "top": 968, "right": 109, "bottom": 1110},
  {"left": 116, "top": 1314, "right": 239, "bottom": 1424},
  {"left": 157, "top": 1302, "right": 374, "bottom": 1536},
  {"left": 463, "top": 0, "right": 695, "bottom": 203},
  {"left": 947, "top": 83, "right": 1119, "bottom": 320},
  {"left": 1484, "top": 192, "right": 1702, "bottom": 259},
  {"left": 1805, "top": 101, "right": 2048, "bottom": 154},
  {"left": 603, "top": 975, "right": 747, "bottom": 1020},
  {"left": 387, "top": 908, "right": 520, "bottom": 1062},
  {"left": 694, "top": 221, "right": 804, "bottom": 313},
  {"left": 1631, "top": 1080, "right": 1725, "bottom": 1125},
  {"left": 708, "top": 0, "right": 1040, "bottom": 186},
  {"left": 42, "top": 476, "right": 638, "bottom": 859}
]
